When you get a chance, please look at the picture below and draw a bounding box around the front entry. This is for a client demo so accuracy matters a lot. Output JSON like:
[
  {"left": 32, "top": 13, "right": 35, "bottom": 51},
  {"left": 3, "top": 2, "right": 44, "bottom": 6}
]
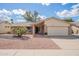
[
  {"left": 35, "top": 26, "right": 39, "bottom": 34},
  {"left": 35, "top": 25, "right": 44, "bottom": 35}
]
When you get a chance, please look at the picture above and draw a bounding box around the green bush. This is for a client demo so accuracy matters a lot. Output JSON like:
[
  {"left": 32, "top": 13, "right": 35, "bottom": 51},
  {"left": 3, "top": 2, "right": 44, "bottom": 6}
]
[{"left": 13, "top": 27, "right": 27, "bottom": 37}]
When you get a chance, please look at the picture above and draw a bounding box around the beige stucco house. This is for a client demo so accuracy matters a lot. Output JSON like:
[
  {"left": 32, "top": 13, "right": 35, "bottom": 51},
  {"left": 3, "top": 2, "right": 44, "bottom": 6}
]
[
  {"left": 0, "top": 18, "right": 72, "bottom": 36},
  {"left": 71, "top": 22, "right": 79, "bottom": 34},
  {"left": 44, "top": 18, "right": 72, "bottom": 36},
  {"left": 0, "top": 21, "right": 11, "bottom": 34}
]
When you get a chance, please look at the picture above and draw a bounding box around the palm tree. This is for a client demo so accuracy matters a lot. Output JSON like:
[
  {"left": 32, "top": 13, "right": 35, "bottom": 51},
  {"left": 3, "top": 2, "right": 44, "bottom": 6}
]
[
  {"left": 23, "top": 11, "right": 39, "bottom": 37},
  {"left": 23, "top": 11, "right": 34, "bottom": 22},
  {"left": 33, "top": 11, "right": 38, "bottom": 22},
  {"left": 23, "top": 11, "right": 39, "bottom": 22}
]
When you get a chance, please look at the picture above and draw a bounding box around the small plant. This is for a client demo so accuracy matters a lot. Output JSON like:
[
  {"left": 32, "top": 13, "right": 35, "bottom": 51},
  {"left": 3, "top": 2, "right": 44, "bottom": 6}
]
[{"left": 13, "top": 27, "right": 27, "bottom": 37}]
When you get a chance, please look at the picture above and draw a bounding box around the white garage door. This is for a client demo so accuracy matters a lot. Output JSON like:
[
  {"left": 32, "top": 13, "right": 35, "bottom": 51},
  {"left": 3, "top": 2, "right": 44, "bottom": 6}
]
[{"left": 47, "top": 27, "right": 68, "bottom": 36}]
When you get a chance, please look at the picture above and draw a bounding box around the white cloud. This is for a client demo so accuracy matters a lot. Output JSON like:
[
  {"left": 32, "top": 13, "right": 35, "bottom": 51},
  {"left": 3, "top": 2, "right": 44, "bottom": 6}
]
[
  {"left": 12, "top": 9, "right": 26, "bottom": 15},
  {"left": 38, "top": 15, "right": 47, "bottom": 19},
  {"left": 0, "top": 14, "right": 11, "bottom": 23},
  {"left": 15, "top": 19, "right": 26, "bottom": 23},
  {"left": 56, "top": 3, "right": 79, "bottom": 17},
  {"left": 61, "top": 3, "right": 68, "bottom": 5},
  {"left": 0, "top": 9, "right": 12, "bottom": 15},
  {"left": 0, "top": 9, "right": 26, "bottom": 23},
  {"left": 16, "top": 15, "right": 24, "bottom": 19},
  {"left": 71, "top": 8, "right": 79, "bottom": 16},
  {"left": 72, "top": 4, "right": 79, "bottom": 9},
  {"left": 0, "top": 9, "right": 26, "bottom": 15},
  {"left": 76, "top": 19, "right": 79, "bottom": 21},
  {"left": 41, "top": 3, "right": 50, "bottom": 6},
  {"left": 15, "top": 15, "right": 26, "bottom": 23},
  {"left": 56, "top": 8, "right": 79, "bottom": 17},
  {"left": 57, "top": 10, "right": 70, "bottom": 17}
]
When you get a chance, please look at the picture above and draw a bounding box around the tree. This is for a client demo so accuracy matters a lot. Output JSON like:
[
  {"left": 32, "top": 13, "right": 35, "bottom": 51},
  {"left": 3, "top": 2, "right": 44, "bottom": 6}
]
[
  {"left": 65, "top": 17, "right": 74, "bottom": 22},
  {"left": 23, "top": 11, "right": 34, "bottom": 22},
  {"left": 34, "top": 11, "right": 38, "bottom": 22},
  {"left": 11, "top": 19, "right": 14, "bottom": 23},
  {"left": 23, "top": 11, "right": 39, "bottom": 22},
  {"left": 12, "top": 27, "right": 27, "bottom": 37}
]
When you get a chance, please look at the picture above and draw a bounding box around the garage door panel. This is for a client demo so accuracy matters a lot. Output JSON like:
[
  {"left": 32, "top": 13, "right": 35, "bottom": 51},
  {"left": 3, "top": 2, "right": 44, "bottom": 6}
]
[{"left": 47, "top": 27, "right": 68, "bottom": 36}]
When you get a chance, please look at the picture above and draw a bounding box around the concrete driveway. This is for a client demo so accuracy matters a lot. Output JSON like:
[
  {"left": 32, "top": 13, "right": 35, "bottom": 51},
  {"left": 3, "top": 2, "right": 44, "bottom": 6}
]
[{"left": 52, "top": 39, "right": 79, "bottom": 50}]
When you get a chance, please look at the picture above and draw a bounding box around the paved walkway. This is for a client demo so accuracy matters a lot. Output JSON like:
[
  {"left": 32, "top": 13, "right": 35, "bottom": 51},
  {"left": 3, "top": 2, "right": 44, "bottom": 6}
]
[{"left": 0, "top": 49, "right": 79, "bottom": 56}]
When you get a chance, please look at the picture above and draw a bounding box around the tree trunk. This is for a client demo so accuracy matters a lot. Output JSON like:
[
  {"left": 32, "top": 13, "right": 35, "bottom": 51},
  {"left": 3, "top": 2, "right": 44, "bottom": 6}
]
[{"left": 17, "top": 33, "right": 22, "bottom": 37}]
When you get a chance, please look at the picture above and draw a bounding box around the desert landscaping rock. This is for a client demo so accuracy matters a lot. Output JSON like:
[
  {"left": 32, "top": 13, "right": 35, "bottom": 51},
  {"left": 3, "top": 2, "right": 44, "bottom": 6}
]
[{"left": 0, "top": 36, "right": 60, "bottom": 49}]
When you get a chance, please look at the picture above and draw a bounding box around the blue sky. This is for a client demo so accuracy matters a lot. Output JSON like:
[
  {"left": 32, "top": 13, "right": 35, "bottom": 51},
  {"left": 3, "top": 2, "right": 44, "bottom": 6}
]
[{"left": 0, "top": 3, "right": 79, "bottom": 23}]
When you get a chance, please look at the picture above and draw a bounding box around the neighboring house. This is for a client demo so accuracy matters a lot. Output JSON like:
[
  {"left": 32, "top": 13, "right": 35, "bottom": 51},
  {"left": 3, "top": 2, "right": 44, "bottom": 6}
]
[
  {"left": 0, "top": 21, "right": 11, "bottom": 34},
  {"left": 71, "top": 22, "right": 79, "bottom": 34},
  {"left": 0, "top": 18, "right": 72, "bottom": 36}
]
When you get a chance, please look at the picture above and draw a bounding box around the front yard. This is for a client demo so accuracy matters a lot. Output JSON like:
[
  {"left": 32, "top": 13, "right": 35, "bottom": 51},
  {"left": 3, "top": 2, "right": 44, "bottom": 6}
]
[{"left": 0, "top": 34, "right": 60, "bottom": 49}]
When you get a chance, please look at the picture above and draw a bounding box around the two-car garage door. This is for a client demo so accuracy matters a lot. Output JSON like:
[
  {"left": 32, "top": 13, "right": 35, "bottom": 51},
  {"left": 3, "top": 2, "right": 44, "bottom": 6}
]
[{"left": 47, "top": 26, "right": 68, "bottom": 36}]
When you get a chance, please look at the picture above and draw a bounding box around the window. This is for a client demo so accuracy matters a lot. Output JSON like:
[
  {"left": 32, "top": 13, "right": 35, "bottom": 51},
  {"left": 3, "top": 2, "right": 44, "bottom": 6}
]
[{"left": 5, "top": 26, "right": 9, "bottom": 28}]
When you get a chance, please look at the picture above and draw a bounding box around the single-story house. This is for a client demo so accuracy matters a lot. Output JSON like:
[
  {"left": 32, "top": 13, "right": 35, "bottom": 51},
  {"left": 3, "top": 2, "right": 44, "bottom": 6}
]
[
  {"left": 71, "top": 22, "right": 79, "bottom": 34},
  {"left": 0, "top": 21, "right": 11, "bottom": 34},
  {"left": 0, "top": 18, "right": 72, "bottom": 36},
  {"left": 44, "top": 18, "right": 72, "bottom": 36}
]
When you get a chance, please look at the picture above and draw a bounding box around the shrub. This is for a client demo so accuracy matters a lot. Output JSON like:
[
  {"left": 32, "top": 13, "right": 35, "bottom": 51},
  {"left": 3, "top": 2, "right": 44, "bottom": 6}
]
[{"left": 13, "top": 27, "right": 27, "bottom": 37}]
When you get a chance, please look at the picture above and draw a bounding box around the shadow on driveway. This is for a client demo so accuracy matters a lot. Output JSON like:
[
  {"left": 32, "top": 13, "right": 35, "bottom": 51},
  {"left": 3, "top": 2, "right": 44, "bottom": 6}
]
[{"left": 45, "top": 35, "right": 79, "bottom": 40}]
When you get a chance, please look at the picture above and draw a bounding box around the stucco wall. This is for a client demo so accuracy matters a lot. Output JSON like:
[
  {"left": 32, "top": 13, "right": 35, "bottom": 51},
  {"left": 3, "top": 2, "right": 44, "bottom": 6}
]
[
  {"left": 71, "top": 26, "right": 79, "bottom": 34},
  {"left": 0, "top": 23, "right": 11, "bottom": 33},
  {"left": 44, "top": 19, "right": 71, "bottom": 36},
  {"left": 45, "top": 19, "right": 70, "bottom": 27}
]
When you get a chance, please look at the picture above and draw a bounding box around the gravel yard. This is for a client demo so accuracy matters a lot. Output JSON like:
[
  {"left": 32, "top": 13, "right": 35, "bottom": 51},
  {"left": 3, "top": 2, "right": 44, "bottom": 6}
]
[{"left": 0, "top": 34, "right": 60, "bottom": 49}]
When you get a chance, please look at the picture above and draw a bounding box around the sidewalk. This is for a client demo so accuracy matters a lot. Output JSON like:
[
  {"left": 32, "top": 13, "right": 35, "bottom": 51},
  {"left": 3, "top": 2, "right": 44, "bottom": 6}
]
[{"left": 0, "top": 49, "right": 79, "bottom": 56}]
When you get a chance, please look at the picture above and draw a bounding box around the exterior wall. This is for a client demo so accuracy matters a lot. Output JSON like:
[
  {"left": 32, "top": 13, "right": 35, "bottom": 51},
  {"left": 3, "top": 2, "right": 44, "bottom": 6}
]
[
  {"left": 44, "top": 25, "right": 47, "bottom": 34},
  {"left": 44, "top": 19, "right": 71, "bottom": 36},
  {"left": 47, "top": 26, "right": 69, "bottom": 36},
  {"left": 71, "top": 26, "right": 79, "bottom": 34},
  {"left": 68, "top": 26, "right": 72, "bottom": 35},
  {"left": 45, "top": 19, "right": 70, "bottom": 27},
  {"left": 0, "top": 24, "right": 11, "bottom": 34}
]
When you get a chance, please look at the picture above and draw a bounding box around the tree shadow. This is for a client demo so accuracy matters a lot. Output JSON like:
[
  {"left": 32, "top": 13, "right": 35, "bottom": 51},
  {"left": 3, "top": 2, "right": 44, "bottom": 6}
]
[
  {"left": 0, "top": 35, "right": 31, "bottom": 40},
  {"left": 13, "top": 36, "right": 31, "bottom": 40}
]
